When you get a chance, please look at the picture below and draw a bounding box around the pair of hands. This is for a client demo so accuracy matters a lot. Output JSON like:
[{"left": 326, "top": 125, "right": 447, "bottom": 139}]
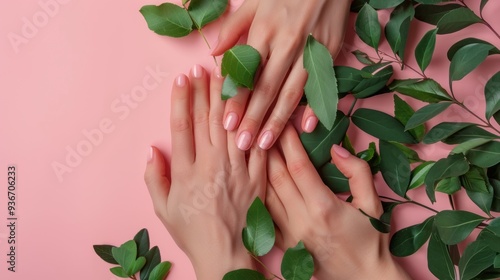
[{"left": 144, "top": 66, "right": 410, "bottom": 279}]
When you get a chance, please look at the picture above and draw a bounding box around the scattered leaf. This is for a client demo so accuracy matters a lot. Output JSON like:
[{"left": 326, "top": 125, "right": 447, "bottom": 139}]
[
  {"left": 112, "top": 240, "right": 138, "bottom": 276},
  {"left": 380, "top": 140, "right": 411, "bottom": 198},
  {"left": 134, "top": 228, "right": 150, "bottom": 257},
  {"left": 394, "top": 95, "right": 426, "bottom": 142},
  {"left": 319, "top": 163, "right": 350, "bottom": 193},
  {"left": 355, "top": 4, "right": 381, "bottom": 50},
  {"left": 385, "top": 2, "right": 414, "bottom": 62},
  {"left": 390, "top": 216, "right": 434, "bottom": 257},
  {"left": 221, "top": 45, "right": 260, "bottom": 89},
  {"left": 390, "top": 79, "right": 452, "bottom": 103},
  {"left": 450, "top": 43, "right": 493, "bottom": 81},
  {"left": 405, "top": 102, "right": 452, "bottom": 131},
  {"left": 423, "top": 122, "right": 473, "bottom": 144},
  {"left": 141, "top": 246, "right": 161, "bottom": 280},
  {"left": 93, "top": 245, "right": 118, "bottom": 265},
  {"left": 221, "top": 75, "right": 240, "bottom": 100},
  {"left": 352, "top": 50, "right": 376, "bottom": 65},
  {"left": 424, "top": 153, "right": 470, "bottom": 202},
  {"left": 441, "top": 125, "right": 499, "bottom": 145},
  {"left": 187, "top": 0, "right": 228, "bottom": 29},
  {"left": 451, "top": 139, "right": 492, "bottom": 155},
  {"left": 148, "top": 261, "right": 172, "bottom": 280},
  {"left": 281, "top": 241, "right": 314, "bottom": 280},
  {"left": 352, "top": 65, "right": 393, "bottom": 99},
  {"left": 110, "top": 266, "right": 129, "bottom": 278},
  {"left": 140, "top": 3, "right": 193, "bottom": 37},
  {"left": 436, "top": 7, "right": 483, "bottom": 34},
  {"left": 242, "top": 197, "right": 275, "bottom": 256},
  {"left": 415, "top": 4, "right": 463, "bottom": 25},
  {"left": 435, "top": 210, "right": 486, "bottom": 245},
  {"left": 459, "top": 241, "right": 496, "bottom": 280},
  {"left": 435, "top": 177, "right": 461, "bottom": 194},
  {"left": 466, "top": 182, "right": 494, "bottom": 215},
  {"left": 223, "top": 269, "right": 266, "bottom": 280},
  {"left": 447, "top": 38, "right": 500, "bottom": 61},
  {"left": 485, "top": 71, "right": 500, "bottom": 120},
  {"left": 415, "top": 28, "right": 438, "bottom": 72},
  {"left": 409, "top": 161, "right": 435, "bottom": 190},
  {"left": 427, "top": 229, "right": 455, "bottom": 280}
]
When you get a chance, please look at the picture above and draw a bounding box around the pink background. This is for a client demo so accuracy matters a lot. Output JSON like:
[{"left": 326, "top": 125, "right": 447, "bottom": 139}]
[{"left": 0, "top": 0, "right": 499, "bottom": 279}]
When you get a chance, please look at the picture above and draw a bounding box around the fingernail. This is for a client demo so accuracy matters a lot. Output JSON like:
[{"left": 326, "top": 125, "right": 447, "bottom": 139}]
[
  {"left": 147, "top": 146, "right": 154, "bottom": 162},
  {"left": 192, "top": 64, "right": 203, "bottom": 78},
  {"left": 237, "top": 131, "right": 252, "bottom": 150},
  {"left": 304, "top": 116, "right": 318, "bottom": 133},
  {"left": 214, "top": 66, "right": 222, "bottom": 79},
  {"left": 176, "top": 75, "right": 186, "bottom": 87},
  {"left": 332, "top": 144, "right": 350, "bottom": 159},
  {"left": 258, "top": 131, "right": 274, "bottom": 150},
  {"left": 224, "top": 112, "right": 238, "bottom": 131}
]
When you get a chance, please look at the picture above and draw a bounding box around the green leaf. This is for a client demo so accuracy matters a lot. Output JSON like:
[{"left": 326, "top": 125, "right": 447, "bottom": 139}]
[
  {"left": 134, "top": 228, "right": 150, "bottom": 257},
  {"left": 221, "top": 45, "right": 261, "bottom": 90},
  {"left": 481, "top": 0, "right": 489, "bottom": 12},
  {"left": 380, "top": 201, "right": 400, "bottom": 225},
  {"left": 394, "top": 95, "right": 426, "bottom": 142},
  {"left": 140, "top": 4, "right": 193, "bottom": 37},
  {"left": 478, "top": 218, "right": 500, "bottom": 252},
  {"left": 319, "top": 163, "right": 350, "bottom": 193},
  {"left": 390, "top": 216, "right": 434, "bottom": 257},
  {"left": 351, "top": 50, "right": 375, "bottom": 65},
  {"left": 221, "top": 75, "right": 240, "bottom": 100},
  {"left": 415, "top": 28, "right": 438, "bottom": 72},
  {"left": 461, "top": 166, "right": 490, "bottom": 193},
  {"left": 281, "top": 241, "right": 314, "bottom": 280},
  {"left": 451, "top": 139, "right": 492, "bottom": 155},
  {"left": 466, "top": 182, "right": 493, "bottom": 215},
  {"left": 390, "top": 141, "right": 422, "bottom": 163},
  {"left": 342, "top": 134, "right": 356, "bottom": 155},
  {"left": 130, "top": 257, "right": 147, "bottom": 276},
  {"left": 357, "top": 142, "right": 381, "bottom": 174},
  {"left": 435, "top": 177, "right": 461, "bottom": 194},
  {"left": 405, "top": 102, "right": 452, "bottom": 131},
  {"left": 447, "top": 38, "right": 500, "bottom": 61},
  {"left": 459, "top": 241, "right": 496, "bottom": 280},
  {"left": 436, "top": 7, "right": 483, "bottom": 34},
  {"left": 187, "top": 0, "right": 227, "bottom": 29},
  {"left": 489, "top": 178, "right": 500, "bottom": 212},
  {"left": 303, "top": 35, "right": 338, "bottom": 130},
  {"left": 380, "top": 140, "right": 411, "bottom": 198},
  {"left": 441, "top": 125, "right": 499, "bottom": 145},
  {"left": 140, "top": 246, "right": 161, "bottom": 280},
  {"left": 427, "top": 229, "right": 455, "bottom": 280},
  {"left": 223, "top": 269, "right": 266, "bottom": 280},
  {"left": 110, "top": 266, "right": 129, "bottom": 278},
  {"left": 389, "top": 79, "right": 452, "bottom": 103},
  {"left": 93, "top": 245, "right": 118, "bottom": 265},
  {"left": 242, "top": 197, "right": 275, "bottom": 256},
  {"left": 112, "top": 240, "right": 138, "bottom": 276},
  {"left": 352, "top": 108, "right": 417, "bottom": 144},
  {"left": 359, "top": 209, "right": 390, "bottom": 233},
  {"left": 300, "top": 112, "right": 349, "bottom": 168},
  {"left": 148, "top": 261, "right": 172, "bottom": 280},
  {"left": 334, "top": 66, "right": 371, "bottom": 94},
  {"left": 351, "top": 0, "right": 370, "bottom": 12},
  {"left": 423, "top": 122, "right": 473, "bottom": 144},
  {"left": 355, "top": 4, "right": 381, "bottom": 50},
  {"left": 385, "top": 2, "right": 414, "bottom": 61},
  {"left": 425, "top": 153, "right": 470, "bottom": 202},
  {"left": 435, "top": 210, "right": 486, "bottom": 245},
  {"left": 409, "top": 161, "right": 435, "bottom": 190},
  {"left": 495, "top": 255, "right": 500, "bottom": 269},
  {"left": 415, "top": 0, "right": 454, "bottom": 3},
  {"left": 450, "top": 43, "right": 493, "bottom": 81},
  {"left": 369, "top": 0, "right": 404, "bottom": 9},
  {"left": 485, "top": 71, "right": 500, "bottom": 120},
  {"left": 352, "top": 65, "right": 393, "bottom": 99},
  {"left": 415, "top": 4, "right": 463, "bottom": 25}
]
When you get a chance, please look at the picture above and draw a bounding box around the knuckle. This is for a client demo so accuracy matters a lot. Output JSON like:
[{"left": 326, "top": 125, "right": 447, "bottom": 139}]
[
  {"left": 193, "top": 111, "right": 209, "bottom": 125},
  {"left": 281, "top": 87, "right": 303, "bottom": 106},
  {"left": 269, "top": 170, "right": 289, "bottom": 190},
  {"left": 287, "top": 159, "right": 310, "bottom": 177},
  {"left": 254, "top": 81, "right": 276, "bottom": 98},
  {"left": 171, "top": 118, "right": 191, "bottom": 132}
]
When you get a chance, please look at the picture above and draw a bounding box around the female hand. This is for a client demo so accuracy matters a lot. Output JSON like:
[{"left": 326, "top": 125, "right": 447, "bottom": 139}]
[
  {"left": 144, "top": 65, "right": 267, "bottom": 280},
  {"left": 265, "top": 125, "right": 411, "bottom": 280},
  {"left": 212, "top": 0, "right": 351, "bottom": 151}
]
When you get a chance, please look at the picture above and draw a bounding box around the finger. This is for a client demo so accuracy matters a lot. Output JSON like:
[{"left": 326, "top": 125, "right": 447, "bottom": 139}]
[
  {"left": 301, "top": 105, "right": 319, "bottom": 133},
  {"left": 170, "top": 74, "right": 194, "bottom": 164},
  {"left": 223, "top": 87, "right": 250, "bottom": 131},
  {"left": 331, "top": 144, "right": 383, "bottom": 218},
  {"left": 274, "top": 226, "right": 285, "bottom": 251},
  {"left": 209, "top": 66, "right": 227, "bottom": 147},
  {"left": 212, "top": 0, "right": 258, "bottom": 55},
  {"left": 227, "top": 130, "right": 247, "bottom": 171},
  {"left": 144, "top": 146, "right": 171, "bottom": 217},
  {"left": 257, "top": 59, "right": 307, "bottom": 150},
  {"left": 190, "top": 65, "right": 211, "bottom": 150},
  {"left": 265, "top": 179, "right": 288, "bottom": 229},
  {"left": 247, "top": 145, "right": 267, "bottom": 197}
]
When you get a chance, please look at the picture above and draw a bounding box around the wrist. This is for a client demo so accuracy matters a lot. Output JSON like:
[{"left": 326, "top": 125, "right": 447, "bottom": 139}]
[{"left": 191, "top": 245, "right": 256, "bottom": 280}]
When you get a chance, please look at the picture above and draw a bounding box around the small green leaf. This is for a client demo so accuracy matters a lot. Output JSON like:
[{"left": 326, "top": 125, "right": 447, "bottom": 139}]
[
  {"left": 485, "top": 71, "right": 500, "bottom": 120},
  {"left": 423, "top": 122, "right": 473, "bottom": 144},
  {"left": 461, "top": 166, "right": 490, "bottom": 193},
  {"left": 130, "top": 257, "right": 146, "bottom": 276},
  {"left": 441, "top": 125, "right": 499, "bottom": 145},
  {"left": 187, "top": 0, "right": 228, "bottom": 29},
  {"left": 351, "top": 50, "right": 375, "bottom": 65},
  {"left": 303, "top": 35, "right": 338, "bottom": 130},
  {"left": 451, "top": 139, "right": 492, "bottom": 155},
  {"left": 93, "top": 245, "right": 118, "bottom": 265},
  {"left": 436, "top": 7, "right": 483, "bottom": 34},
  {"left": 342, "top": 134, "right": 356, "bottom": 155},
  {"left": 394, "top": 95, "right": 426, "bottom": 142},
  {"left": 223, "top": 269, "right": 266, "bottom": 280},
  {"left": 112, "top": 240, "right": 138, "bottom": 276},
  {"left": 359, "top": 209, "right": 390, "bottom": 233},
  {"left": 300, "top": 112, "right": 349, "bottom": 168},
  {"left": 415, "top": 4, "right": 462, "bottom": 25},
  {"left": 435, "top": 177, "right": 461, "bottom": 194},
  {"left": 409, "top": 161, "right": 435, "bottom": 190},
  {"left": 281, "top": 241, "right": 314, "bottom": 280},
  {"left": 352, "top": 108, "right": 418, "bottom": 144},
  {"left": 385, "top": 2, "right": 413, "bottom": 61},
  {"left": 140, "top": 4, "right": 193, "bottom": 37},
  {"left": 380, "top": 141, "right": 411, "bottom": 198},
  {"left": 221, "top": 45, "right": 261, "bottom": 90},
  {"left": 459, "top": 241, "right": 496, "bottom": 280},
  {"left": 424, "top": 153, "right": 470, "bottom": 202},
  {"left": 450, "top": 43, "right": 493, "bottom": 81},
  {"left": 357, "top": 142, "right": 381, "bottom": 174},
  {"left": 134, "top": 228, "right": 150, "bottom": 257},
  {"left": 390, "top": 216, "right": 434, "bottom": 257},
  {"left": 334, "top": 66, "right": 371, "bottom": 94},
  {"left": 319, "top": 163, "right": 350, "bottom": 193},
  {"left": 415, "top": 28, "right": 438, "bottom": 72},
  {"left": 389, "top": 79, "right": 452, "bottom": 103},
  {"left": 110, "top": 266, "right": 129, "bottom": 278},
  {"left": 148, "top": 261, "right": 172, "bottom": 280},
  {"left": 390, "top": 140, "right": 422, "bottom": 162},
  {"left": 478, "top": 218, "right": 500, "bottom": 251},
  {"left": 405, "top": 102, "right": 452, "bottom": 131},
  {"left": 140, "top": 246, "right": 161, "bottom": 280},
  {"left": 447, "top": 38, "right": 500, "bottom": 61},
  {"left": 491, "top": 178, "right": 500, "bottom": 213},
  {"left": 435, "top": 210, "right": 486, "bottom": 245},
  {"left": 242, "top": 197, "right": 275, "bottom": 256},
  {"left": 466, "top": 182, "right": 493, "bottom": 215},
  {"left": 221, "top": 75, "right": 240, "bottom": 100},
  {"left": 352, "top": 65, "right": 393, "bottom": 99},
  {"left": 427, "top": 229, "right": 455, "bottom": 280},
  {"left": 355, "top": 4, "right": 381, "bottom": 50}
]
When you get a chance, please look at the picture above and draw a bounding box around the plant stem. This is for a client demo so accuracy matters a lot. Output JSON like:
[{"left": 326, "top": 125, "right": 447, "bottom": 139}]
[
  {"left": 448, "top": 195, "right": 456, "bottom": 210},
  {"left": 347, "top": 98, "right": 358, "bottom": 117},
  {"left": 249, "top": 253, "right": 283, "bottom": 280},
  {"left": 482, "top": 20, "right": 500, "bottom": 40},
  {"left": 377, "top": 50, "right": 427, "bottom": 79},
  {"left": 379, "top": 196, "right": 439, "bottom": 214},
  {"left": 183, "top": 5, "right": 219, "bottom": 66}
]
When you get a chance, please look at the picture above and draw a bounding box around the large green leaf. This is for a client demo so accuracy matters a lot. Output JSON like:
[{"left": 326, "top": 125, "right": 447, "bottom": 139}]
[
  {"left": 447, "top": 38, "right": 500, "bottom": 61},
  {"left": 112, "top": 240, "right": 138, "bottom": 276},
  {"left": 436, "top": 7, "right": 483, "bottom": 34},
  {"left": 485, "top": 71, "right": 500, "bottom": 120},
  {"left": 148, "top": 261, "right": 172, "bottom": 280},
  {"left": 424, "top": 153, "right": 470, "bottom": 202},
  {"left": 427, "top": 229, "right": 455, "bottom": 280},
  {"left": 405, "top": 102, "right": 452, "bottom": 131},
  {"left": 140, "top": 246, "right": 161, "bottom": 280},
  {"left": 300, "top": 112, "right": 349, "bottom": 168},
  {"left": 394, "top": 95, "right": 425, "bottom": 142},
  {"left": 352, "top": 108, "right": 417, "bottom": 144},
  {"left": 281, "top": 241, "right": 314, "bottom": 280},
  {"left": 435, "top": 210, "right": 486, "bottom": 245},
  {"left": 93, "top": 245, "right": 118, "bottom": 265},
  {"left": 134, "top": 228, "right": 150, "bottom": 257},
  {"left": 478, "top": 218, "right": 500, "bottom": 252},
  {"left": 221, "top": 45, "right": 261, "bottom": 90},
  {"left": 242, "top": 197, "right": 275, "bottom": 256},
  {"left": 369, "top": 0, "right": 404, "bottom": 9},
  {"left": 441, "top": 125, "right": 499, "bottom": 145},
  {"left": 223, "top": 269, "right": 266, "bottom": 280},
  {"left": 390, "top": 216, "right": 434, "bottom": 257},
  {"left": 140, "top": 3, "right": 193, "bottom": 37},
  {"left": 352, "top": 65, "right": 393, "bottom": 99},
  {"left": 459, "top": 241, "right": 496, "bottom": 280},
  {"left": 466, "top": 182, "right": 494, "bottom": 215},
  {"left": 221, "top": 75, "right": 240, "bottom": 100},
  {"left": 355, "top": 4, "right": 381, "bottom": 50},
  {"left": 187, "top": 0, "right": 227, "bottom": 29},
  {"left": 415, "top": 4, "right": 463, "bottom": 25},
  {"left": 435, "top": 177, "right": 461, "bottom": 194},
  {"left": 303, "top": 35, "right": 338, "bottom": 130},
  {"left": 409, "top": 161, "right": 435, "bottom": 190},
  {"left": 380, "top": 140, "right": 411, "bottom": 198},
  {"left": 415, "top": 28, "right": 438, "bottom": 72},
  {"left": 389, "top": 141, "right": 422, "bottom": 163},
  {"left": 319, "top": 163, "right": 350, "bottom": 193},
  {"left": 423, "top": 122, "right": 473, "bottom": 144},
  {"left": 385, "top": 2, "right": 414, "bottom": 61},
  {"left": 130, "top": 257, "right": 146, "bottom": 276},
  {"left": 334, "top": 66, "right": 371, "bottom": 93},
  {"left": 450, "top": 43, "right": 493, "bottom": 81},
  {"left": 389, "top": 79, "right": 452, "bottom": 103},
  {"left": 461, "top": 165, "right": 490, "bottom": 193}
]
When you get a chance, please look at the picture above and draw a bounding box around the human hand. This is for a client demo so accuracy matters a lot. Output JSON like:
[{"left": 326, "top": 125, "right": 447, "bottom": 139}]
[
  {"left": 265, "top": 125, "right": 411, "bottom": 280},
  {"left": 144, "top": 65, "right": 267, "bottom": 280},
  {"left": 212, "top": 0, "right": 351, "bottom": 151}
]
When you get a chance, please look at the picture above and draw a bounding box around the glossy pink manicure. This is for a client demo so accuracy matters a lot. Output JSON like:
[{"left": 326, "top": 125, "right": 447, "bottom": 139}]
[
  {"left": 147, "top": 146, "right": 154, "bottom": 162},
  {"left": 258, "top": 131, "right": 274, "bottom": 150},
  {"left": 224, "top": 112, "right": 238, "bottom": 131},
  {"left": 237, "top": 131, "right": 252, "bottom": 151},
  {"left": 332, "top": 144, "right": 350, "bottom": 159},
  {"left": 192, "top": 64, "right": 203, "bottom": 78},
  {"left": 304, "top": 116, "right": 318, "bottom": 133},
  {"left": 176, "top": 75, "right": 186, "bottom": 87}
]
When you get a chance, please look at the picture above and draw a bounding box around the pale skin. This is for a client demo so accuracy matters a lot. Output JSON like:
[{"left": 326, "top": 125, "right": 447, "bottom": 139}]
[
  {"left": 144, "top": 65, "right": 411, "bottom": 280},
  {"left": 212, "top": 0, "right": 352, "bottom": 151}
]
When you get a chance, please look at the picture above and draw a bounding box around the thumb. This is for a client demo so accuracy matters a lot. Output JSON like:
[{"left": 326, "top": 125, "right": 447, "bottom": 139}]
[
  {"left": 330, "top": 145, "right": 383, "bottom": 218},
  {"left": 144, "top": 146, "right": 171, "bottom": 216}
]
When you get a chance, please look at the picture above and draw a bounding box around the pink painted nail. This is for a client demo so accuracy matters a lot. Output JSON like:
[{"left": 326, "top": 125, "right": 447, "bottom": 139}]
[
  {"left": 332, "top": 144, "right": 350, "bottom": 159},
  {"left": 258, "top": 131, "right": 274, "bottom": 150},
  {"left": 147, "top": 146, "right": 154, "bottom": 162},
  {"left": 304, "top": 116, "right": 318, "bottom": 133},
  {"left": 193, "top": 64, "right": 203, "bottom": 78},
  {"left": 176, "top": 75, "right": 186, "bottom": 87},
  {"left": 237, "top": 131, "right": 252, "bottom": 151},
  {"left": 224, "top": 112, "right": 238, "bottom": 131}
]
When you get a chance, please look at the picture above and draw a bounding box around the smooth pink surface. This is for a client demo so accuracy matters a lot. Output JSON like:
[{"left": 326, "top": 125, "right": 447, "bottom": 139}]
[{"left": 0, "top": 0, "right": 499, "bottom": 279}]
